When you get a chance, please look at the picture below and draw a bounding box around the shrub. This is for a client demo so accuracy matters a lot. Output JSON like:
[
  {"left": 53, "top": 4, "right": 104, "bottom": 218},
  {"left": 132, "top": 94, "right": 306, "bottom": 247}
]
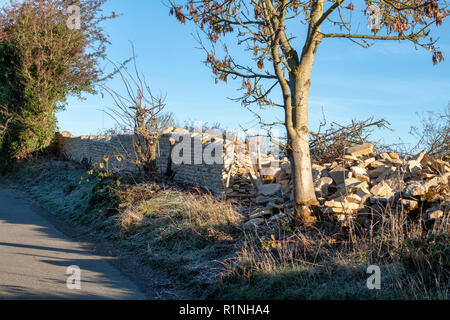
[{"left": 0, "top": 0, "right": 116, "bottom": 161}]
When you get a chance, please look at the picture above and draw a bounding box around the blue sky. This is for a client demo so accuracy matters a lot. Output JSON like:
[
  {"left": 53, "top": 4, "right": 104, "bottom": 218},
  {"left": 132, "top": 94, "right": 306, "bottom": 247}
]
[{"left": 3, "top": 1, "right": 450, "bottom": 146}]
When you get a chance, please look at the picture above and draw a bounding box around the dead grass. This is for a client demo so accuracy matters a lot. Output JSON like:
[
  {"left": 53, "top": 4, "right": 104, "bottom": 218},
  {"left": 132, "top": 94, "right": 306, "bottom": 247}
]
[
  {"left": 116, "top": 184, "right": 243, "bottom": 241},
  {"left": 93, "top": 183, "right": 245, "bottom": 292},
  {"left": 214, "top": 204, "right": 449, "bottom": 299}
]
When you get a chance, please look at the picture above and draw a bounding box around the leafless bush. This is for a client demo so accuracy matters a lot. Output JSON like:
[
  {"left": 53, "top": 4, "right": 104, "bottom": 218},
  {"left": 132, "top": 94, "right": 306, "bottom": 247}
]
[
  {"left": 103, "top": 46, "right": 174, "bottom": 174},
  {"left": 309, "top": 114, "right": 391, "bottom": 163},
  {"left": 410, "top": 104, "right": 449, "bottom": 160}
]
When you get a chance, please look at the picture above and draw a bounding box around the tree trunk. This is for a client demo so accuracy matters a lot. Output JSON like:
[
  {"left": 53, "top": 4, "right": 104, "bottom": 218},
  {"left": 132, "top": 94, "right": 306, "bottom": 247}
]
[
  {"left": 146, "top": 142, "right": 158, "bottom": 174},
  {"left": 289, "top": 127, "right": 318, "bottom": 224},
  {"left": 288, "top": 18, "right": 323, "bottom": 224},
  {"left": 266, "top": 0, "right": 324, "bottom": 224},
  {"left": 288, "top": 81, "right": 319, "bottom": 223}
]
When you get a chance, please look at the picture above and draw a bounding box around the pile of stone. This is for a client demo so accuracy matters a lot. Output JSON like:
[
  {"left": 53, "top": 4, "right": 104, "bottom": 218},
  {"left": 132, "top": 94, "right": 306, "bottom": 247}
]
[
  {"left": 244, "top": 142, "right": 449, "bottom": 229},
  {"left": 162, "top": 127, "right": 286, "bottom": 199},
  {"left": 222, "top": 143, "right": 286, "bottom": 198},
  {"left": 223, "top": 152, "right": 259, "bottom": 197}
]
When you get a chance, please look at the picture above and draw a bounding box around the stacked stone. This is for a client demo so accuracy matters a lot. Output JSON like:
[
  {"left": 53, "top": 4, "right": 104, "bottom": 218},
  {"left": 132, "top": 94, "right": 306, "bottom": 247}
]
[
  {"left": 58, "top": 129, "right": 227, "bottom": 194},
  {"left": 221, "top": 140, "right": 293, "bottom": 198},
  {"left": 319, "top": 144, "right": 449, "bottom": 222},
  {"left": 57, "top": 129, "right": 449, "bottom": 228},
  {"left": 245, "top": 143, "right": 449, "bottom": 229},
  {"left": 223, "top": 151, "right": 259, "bottom": 197},
  {"left": 158, "top": 129, "right": 226, "bottom": 195},
  {"left": 56, "top": 131, "right": 136, "bottom": 172}
]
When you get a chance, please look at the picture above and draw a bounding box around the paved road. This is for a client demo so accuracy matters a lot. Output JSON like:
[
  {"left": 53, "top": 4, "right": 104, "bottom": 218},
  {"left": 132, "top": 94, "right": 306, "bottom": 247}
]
[{"left": 0, "top": 187, "right": 146, "bottom": 300}]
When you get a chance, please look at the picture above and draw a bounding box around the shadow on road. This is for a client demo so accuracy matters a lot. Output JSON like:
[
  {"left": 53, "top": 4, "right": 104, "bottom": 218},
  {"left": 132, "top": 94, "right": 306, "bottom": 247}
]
[{"left": 0, "top": 187, "right": 146, "bottom": 300}]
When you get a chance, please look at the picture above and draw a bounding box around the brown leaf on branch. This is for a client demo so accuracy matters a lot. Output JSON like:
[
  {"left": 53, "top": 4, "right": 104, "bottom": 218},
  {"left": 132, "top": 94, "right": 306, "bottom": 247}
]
[
  {"left": 432, "top": 50, "right": 445, "bottom": 66},
  {"left": 257, "top": 59, "right": 264, "bottom": 70}
]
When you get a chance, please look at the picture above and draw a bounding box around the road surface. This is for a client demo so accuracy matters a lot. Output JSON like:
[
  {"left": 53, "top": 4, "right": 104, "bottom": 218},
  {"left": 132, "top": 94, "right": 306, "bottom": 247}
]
[{"left": 0, "top": 187, "right": 147, "bottom": 300}]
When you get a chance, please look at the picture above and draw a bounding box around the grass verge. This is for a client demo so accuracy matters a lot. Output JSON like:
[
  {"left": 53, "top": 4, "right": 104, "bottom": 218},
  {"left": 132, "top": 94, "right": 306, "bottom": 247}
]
[{"left": 3, "top": 158, "right": 448, "bottom": 299}]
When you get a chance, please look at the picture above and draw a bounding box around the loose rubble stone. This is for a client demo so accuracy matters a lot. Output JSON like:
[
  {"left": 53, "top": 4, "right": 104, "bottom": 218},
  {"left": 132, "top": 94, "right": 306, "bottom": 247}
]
[
  {"left": 370, "top": 181, "right": 394, "bottom": 199},
  {"left": 389, "top": 152, "right": 400, "bottom": 160},
  {"left": 250, "top": 208, "right": 274, "bottom": 219},
  {"left": 368, "top": 165, "right": 389, "bottom": 179},
  {"left": 244, "top": 218, "right": 265, "bottom": 230},
  {"left": 356, "top": 187, "right": 371, "bottom": 204},
  {"left": 242, "top": 143, "right": 449, "bottom": 225},
  {"left": 267, "top": 202, "right": 284, "bottom": 210},
  {"left": 347, "top": 180, "right": 369, "bottom": 191},
  {"left": 413, "top": 150, "right": 427, "bottom": 164},
  {"left": 325, "top": 199, "right": 360, "bottom": 212},
  {"left": 329, "top": 166, "right": 351, "bottom": 185},
  {"left": 363, "top": 157, "right": 376, "bottom": 166},
  {"left": 388, "top": 157, "right": 404, "bottom": 166},
  {"left": 342, "top": 155, "right": 359, "bottom": 162},
  {"left": 401, "top": 199, "right": 419, "bottom": 210},
  {"left": 345, "top": 143, "right": 373, "bottom": 157},
  {"left": 372, "top": 168, "right": 397, "bottom": 186},
  {"left": 351, "top": 166, "right": 370, "bottom": 182},
  {"left": 256, "top": 195, "right": 283, "bottom": 205},
  {"left": 346, "top": 194, "right": 362, "bottom": 204},
  {"left": 384, "top": 177, "right": 405, "bottom": 191},
  {"left": 269, "top": 214, "right": 289, "bottom": 224},
  {"left": 380, "top": 153, "right": 392, "bottom": 161},
  {"left": 344, "top": 177, "right": 365, "bottom": 187},
  {"left": 258, "top": 184, "right": 282, "bottom": 197},
  {"left": 407, "top": 160, "right": 422, "bottom": 175},
  {"left": 425, "top": 173, "right": 450, "bottom": 189},
  {"left": 424, "top": 208, "right": 444, "bottom": 220},
  {"left": 403, "top": 181, "right": 428, "bottom": 198},
  {"left": 314, "top": 177, "right": 333, "bottom": 196},
  {"left": 312, "top": 164, "right": 328, "bottom": 181},
  {"left": 369, "top": 160, "right": 385, "bottom": 168},
  {"left": 430, "top": 159, "right": 450, "bottom": 174}
]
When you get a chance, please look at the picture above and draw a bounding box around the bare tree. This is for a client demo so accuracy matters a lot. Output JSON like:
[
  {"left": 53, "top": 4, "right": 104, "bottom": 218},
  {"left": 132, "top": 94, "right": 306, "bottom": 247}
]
[
  {"left": 103, "top": 47, "right": 174, "bottom": 174},
  {"left": 169, "top": 0, "right": 448, "bottom": 223},
  {"left": 410, "top": 103, "right": 450, "bottom": 159}
]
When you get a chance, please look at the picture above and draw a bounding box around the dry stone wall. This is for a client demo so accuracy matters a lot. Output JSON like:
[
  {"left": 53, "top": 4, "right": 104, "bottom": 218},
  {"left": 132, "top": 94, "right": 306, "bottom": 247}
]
[
  {"left": 56, "top": 132, "right": 136, "bottom": 172},
  {"left": 56, "top": 131, "right": 227, "bottom": 195},
  {"left": 157, "top": 133, "right": 226, "bottom": 194}
]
